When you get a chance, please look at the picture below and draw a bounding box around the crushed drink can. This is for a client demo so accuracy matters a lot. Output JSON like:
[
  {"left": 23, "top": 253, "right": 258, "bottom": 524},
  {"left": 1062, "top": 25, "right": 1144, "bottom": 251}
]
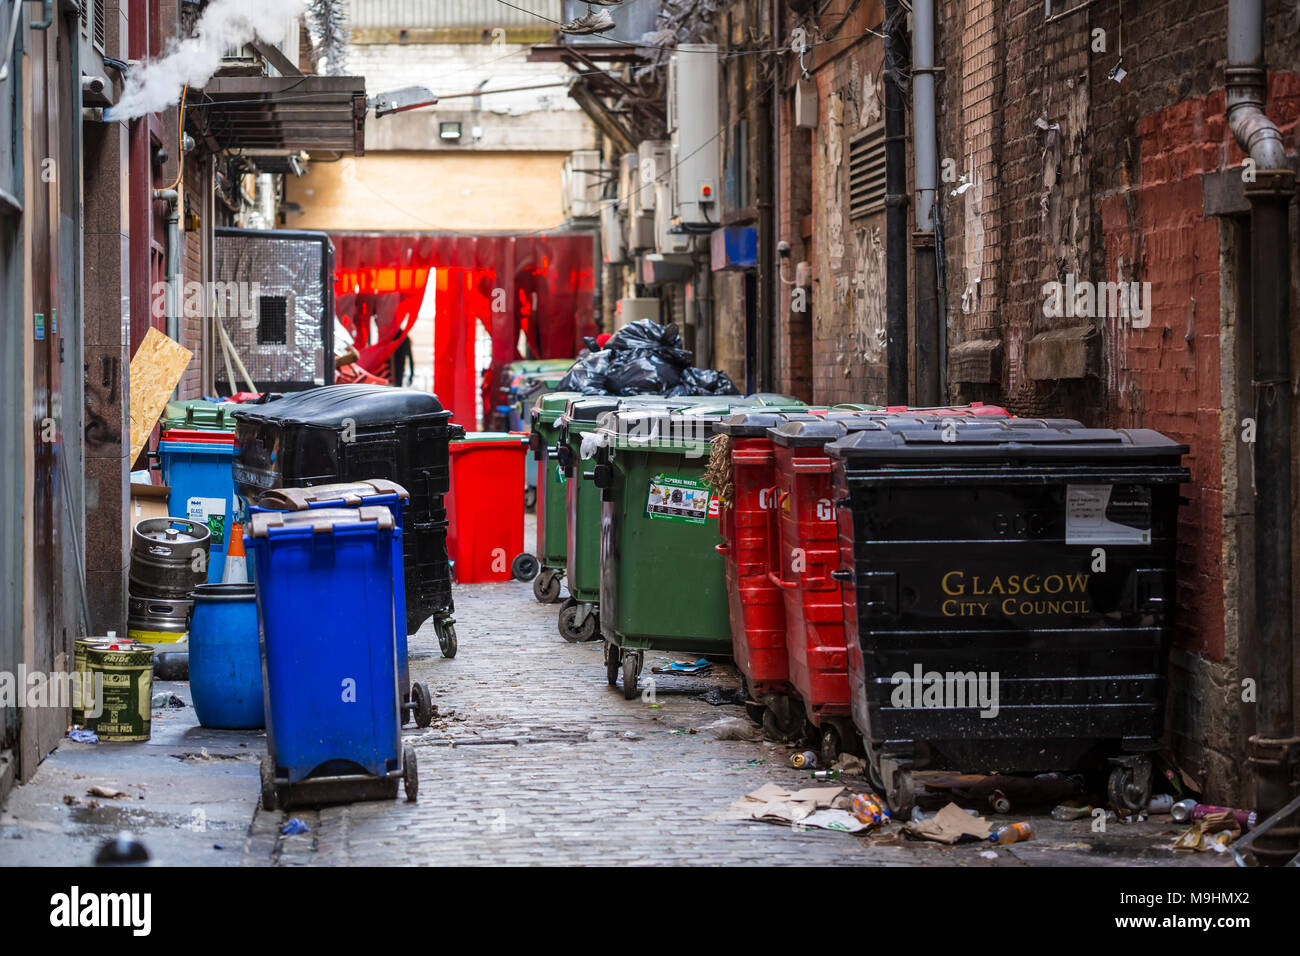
[{"left": 790, "top": 751, "right": 817, "bottom": 769}]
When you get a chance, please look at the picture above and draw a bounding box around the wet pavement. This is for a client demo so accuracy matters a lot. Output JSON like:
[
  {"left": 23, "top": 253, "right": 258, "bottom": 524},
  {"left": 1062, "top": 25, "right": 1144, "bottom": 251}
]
[{"left": 0, "top": 520, "right": 1233, "bottom": 867}]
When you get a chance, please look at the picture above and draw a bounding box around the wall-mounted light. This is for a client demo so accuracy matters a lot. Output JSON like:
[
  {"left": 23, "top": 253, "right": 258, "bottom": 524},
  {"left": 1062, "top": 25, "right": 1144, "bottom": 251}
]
[{"left": 440, "top": 122, "right": 463, "bottom": 142}]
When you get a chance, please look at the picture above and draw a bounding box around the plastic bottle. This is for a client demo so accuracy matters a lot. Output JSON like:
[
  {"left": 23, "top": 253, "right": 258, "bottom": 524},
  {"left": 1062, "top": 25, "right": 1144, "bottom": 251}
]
[
  {"left": 790, "top": 751, "right": 817, "bottom": 769},
  {"left": 989, "top": 821, "right": 1034, "bottom": 845},
  {"left": 852, "top": 793, "right": 890, "bottom": 825}
]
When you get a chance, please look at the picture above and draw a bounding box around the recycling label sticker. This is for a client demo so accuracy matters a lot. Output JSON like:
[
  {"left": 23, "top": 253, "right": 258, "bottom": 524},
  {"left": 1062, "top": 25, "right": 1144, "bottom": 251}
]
[
  {"left": 188, "top": 496, "right": 228, "bottom": 545},
  {"left": 1065, "top": 484, "right": 1151, "bottom": 545},
  {"left": 645, "top": 474, "right": 715, "bottom": 524}
]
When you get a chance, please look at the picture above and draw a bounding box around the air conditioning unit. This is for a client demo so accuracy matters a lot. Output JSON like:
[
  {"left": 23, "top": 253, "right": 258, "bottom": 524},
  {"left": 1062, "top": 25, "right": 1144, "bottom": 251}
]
[
  {"left": 667, "top": 43, "right": 719, "bottom": 231},
  {"left": 614, "top": 297, "right": 660, "bottom": 330},
  {"left": 617, "top": 152, "right": 638, "bottom": 213},
  {"left": 632, "top": 141, "right": 667, "bottom": 218},
  {"left": 600, "top": 199, "right": 626, "bottom": 264},
  {"left": 655, "top": 169, "right": 691, "bottom": 255},
  {"left": 561, "top": 149, "right": 605, "bottom": 220}
]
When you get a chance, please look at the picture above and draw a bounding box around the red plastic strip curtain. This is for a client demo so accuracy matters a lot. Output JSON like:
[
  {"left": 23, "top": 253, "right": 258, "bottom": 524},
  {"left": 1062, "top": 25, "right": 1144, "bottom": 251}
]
[{"left": 329, "top": 233, "right": 596, "bottom": 429}]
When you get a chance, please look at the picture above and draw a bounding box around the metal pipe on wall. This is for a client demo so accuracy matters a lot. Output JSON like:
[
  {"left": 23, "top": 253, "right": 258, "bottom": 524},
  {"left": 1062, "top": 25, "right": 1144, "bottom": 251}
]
[
  {"left": 1226, "top": 0, "right": 1298, "bottom": 867},
  {"left": 884, "top": 0, "right": 909, "bottom": 405},
  {"left": 911, "top": 0, "right": 941, "bottom": 405},
  {"left": 154, "top": 187, "right": 182, "bottom": 346}
]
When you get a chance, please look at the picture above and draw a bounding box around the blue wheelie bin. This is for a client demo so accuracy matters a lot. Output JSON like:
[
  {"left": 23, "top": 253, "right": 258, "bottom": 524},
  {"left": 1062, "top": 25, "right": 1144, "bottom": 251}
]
[
  {"left": 248, "top": 506, "right": 416, "bottom": 809},
  {"left": 253, "top": 479, "right": 434, "bottom": 729}
]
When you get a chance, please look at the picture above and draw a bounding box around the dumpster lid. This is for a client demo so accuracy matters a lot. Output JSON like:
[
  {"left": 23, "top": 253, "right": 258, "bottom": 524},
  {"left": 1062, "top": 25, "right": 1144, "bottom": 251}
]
[
  {"left": 231, "top": 385, "right": 445, "bottom": 428},
  {"left": 712, "top": 411, "right": 821, "bottom": 437},
  {"left": 450, "top": 431, "right": 528, "bottom": 447},
  {"left": 248, "top": 505, "right": 396, "bottom": 537},
  {"left": 534, "top": 390, "right": 583, "bottom": 423},
  {"left": 826, "top": 419, "right": 1190, "bottom": 462},
  {"left": 769, "top": 417, "right": 888, "bottom": 446},
  {"left": 256, "top": 479, "right": 410, "bottom": 511},
  {"left": 747, "top": 392, "right": 806, "bottom": 406}
]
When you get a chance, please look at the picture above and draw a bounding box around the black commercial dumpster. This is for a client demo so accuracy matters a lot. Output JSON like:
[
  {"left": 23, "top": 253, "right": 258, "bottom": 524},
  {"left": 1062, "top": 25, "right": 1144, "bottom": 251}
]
[
  {"left": 232, "top": 385, "right": 463, "bottom": 649},
  {"left": 827, "top": 418, "right": 1189, "bottom": 815}
]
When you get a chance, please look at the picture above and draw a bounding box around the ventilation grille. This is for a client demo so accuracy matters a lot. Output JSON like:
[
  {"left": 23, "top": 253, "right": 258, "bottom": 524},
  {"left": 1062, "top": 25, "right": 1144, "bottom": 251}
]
[
  {"left": 93, "top": 0, "right": 106, "bottom": 52},
  {"left": 848, "top": 122, "right": 886, "bottom": 220}
]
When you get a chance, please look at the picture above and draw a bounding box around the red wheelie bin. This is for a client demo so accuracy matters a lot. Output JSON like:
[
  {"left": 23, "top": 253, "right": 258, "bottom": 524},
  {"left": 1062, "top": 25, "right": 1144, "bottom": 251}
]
[
  {"left": 446, "top": 432, "right": 533, "bottom": 583},
  {"left": 712, "top": 412, "right": 822, "bottom": 731}
]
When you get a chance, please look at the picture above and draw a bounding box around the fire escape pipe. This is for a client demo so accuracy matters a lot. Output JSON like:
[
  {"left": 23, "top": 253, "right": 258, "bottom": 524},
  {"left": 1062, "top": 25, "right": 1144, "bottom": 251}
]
[
  {"left": 1227, "top": 0, "right": 1298, "bottom": 867},
  {"left": 883, "top": 0, "right": 908, "bottom": 405},
  {"left": 911, "top": 0, "right": 940, "bottom": 405}
]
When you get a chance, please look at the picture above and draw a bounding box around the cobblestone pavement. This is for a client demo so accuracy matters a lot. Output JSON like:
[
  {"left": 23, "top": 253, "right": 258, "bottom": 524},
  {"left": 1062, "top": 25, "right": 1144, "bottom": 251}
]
[{"left": 0, "top": 517, "right": 1230, "bottom": 868}]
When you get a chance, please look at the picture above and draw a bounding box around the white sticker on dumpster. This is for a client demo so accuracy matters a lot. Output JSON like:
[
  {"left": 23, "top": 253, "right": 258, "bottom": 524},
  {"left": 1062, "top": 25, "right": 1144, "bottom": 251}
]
[
  {"left": 645, "top": 474, "right": 713, "bottom": 525},
  {"left": 1065, "top": 484, "right": 1150, "bottom": 545},
  {"left": 188, "top": 496, "right": 228, "bottom": 544}
]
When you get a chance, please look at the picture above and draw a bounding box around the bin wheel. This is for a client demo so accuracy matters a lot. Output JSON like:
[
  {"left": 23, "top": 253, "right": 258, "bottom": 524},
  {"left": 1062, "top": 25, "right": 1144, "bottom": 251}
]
[
  {"left": 744, "top": 702, "right": 765, "bottom": 726},
  {"left": 819, "top": 724, "right": 842, "bottom": 769},
  {"left": 760, "top": 695, "right": 802, "bottom": 742},
  {"left": 411, "top": 682, "right": 433, "bottom": 728},
  {"left": 865, "top": 747, "right": 886, "bottom": 794},
  {"left": 1107, "top": 756, "right": 1153, "bottom": 813},
  {"left": 259, "top": 756, "right": 278, "bottom": 812},
  {"left": 622, "top": 654, "right": 639, "bottom": 700},
  {"left": 437, "top": 620, "right": 458, "bottom": 659},
  {"left": 881, "top": 758, "right": 915, "bottom": 816},
  {"left": 605, "top": 642, "right": 620, "bottom": 687},
  {"left": 403, "top": 745, "right": 418, "bottom": 802},
  {"left": 558, "top": 603, "right": 598, "bottom": 643},
  {"left": 524, "top": 487, "right": 536, "bottom": 512},
  {"left": 512, "top": 552, "right": 540, "bottom": 582},
  {"left": 533, "top": 569, "right": 562, "bottom": 604}
]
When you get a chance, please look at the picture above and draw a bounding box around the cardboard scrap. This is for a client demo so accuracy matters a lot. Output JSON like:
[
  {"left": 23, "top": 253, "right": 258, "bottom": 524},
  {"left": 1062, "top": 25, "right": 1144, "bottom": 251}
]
[
  {"left": 903, "top": 802, "right": 993, "bottom": 844},
  {"left": 710, "top": 783, "right": 871, "bottom": 832},
  {"left": 129, "top": 328, "right": 193, "bottom": 467},
  {"left": 1172, "top": 811, "right": 1240, "bottom": 852}
]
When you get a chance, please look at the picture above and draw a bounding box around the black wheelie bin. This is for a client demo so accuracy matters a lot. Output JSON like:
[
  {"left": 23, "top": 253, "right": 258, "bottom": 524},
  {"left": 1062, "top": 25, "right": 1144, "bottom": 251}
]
[{"left": 827, "top": 417, "right": 1189, "bottom": 815}]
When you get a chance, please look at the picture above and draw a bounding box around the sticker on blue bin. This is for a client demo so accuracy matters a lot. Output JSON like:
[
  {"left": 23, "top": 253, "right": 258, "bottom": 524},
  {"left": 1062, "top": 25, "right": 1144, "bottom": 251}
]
[
  {"left": 188, "top": 496, "right": 228, "bottom": 544},
  {"left": 1065, "top": 484, "right": 1151, "bottom": 545},
  {"left": 645, "top": 474, "right": 716, "bottom": 525}
]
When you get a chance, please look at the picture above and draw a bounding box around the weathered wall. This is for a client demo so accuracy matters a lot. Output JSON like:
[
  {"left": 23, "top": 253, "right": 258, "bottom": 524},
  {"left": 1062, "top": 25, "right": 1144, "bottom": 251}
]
[{"left": 936, "top": 0, "right": 1300, "bottom": 801}]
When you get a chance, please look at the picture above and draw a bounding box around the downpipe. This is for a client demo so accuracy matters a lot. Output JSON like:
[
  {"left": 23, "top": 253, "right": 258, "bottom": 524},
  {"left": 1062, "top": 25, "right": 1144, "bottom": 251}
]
[
  {"left": 884, "top": 0, "right": 909, "bottom": 405},
  {"left": 911, "top": 0, "right": 941, "bottom": 405},
  {"left": 1227, "top": 0, "right": 1298, "bottom": 866}
]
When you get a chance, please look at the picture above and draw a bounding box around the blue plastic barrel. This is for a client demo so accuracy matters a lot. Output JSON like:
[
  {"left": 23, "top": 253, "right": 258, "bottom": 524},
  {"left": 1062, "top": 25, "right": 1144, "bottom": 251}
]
[
  {"left": 160, "top": 437, "right": 236, "bottom": 582},
  {"left": 189, "top": 583, "right": 264, "bottom": 729},
  {"left": 247, "top": 506, "right": 401, "bottom": 783}
]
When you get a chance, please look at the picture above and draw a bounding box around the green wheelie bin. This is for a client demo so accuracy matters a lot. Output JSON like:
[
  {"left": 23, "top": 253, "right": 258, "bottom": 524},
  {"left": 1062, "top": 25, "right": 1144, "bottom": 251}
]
[
  {"left": 555, "top": 396, "right": 694, "bottom": 641},
  {"left": 528, "top": 390, "right": 581, "bottom": 603},
  {"left": 590, "top": 401, "right": 808, "bottom": 698}
]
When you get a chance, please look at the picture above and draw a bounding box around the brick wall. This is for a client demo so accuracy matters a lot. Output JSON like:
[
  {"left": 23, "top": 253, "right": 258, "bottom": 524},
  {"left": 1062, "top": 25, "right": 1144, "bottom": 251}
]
[{"left": 935, "top": 0, "right": 1300, "bottom": 800}]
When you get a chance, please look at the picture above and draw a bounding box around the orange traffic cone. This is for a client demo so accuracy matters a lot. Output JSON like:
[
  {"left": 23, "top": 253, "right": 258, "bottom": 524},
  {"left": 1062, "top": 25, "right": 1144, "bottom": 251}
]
[{"left": 222, "top": 521, "right": 248, "bottom": 584}]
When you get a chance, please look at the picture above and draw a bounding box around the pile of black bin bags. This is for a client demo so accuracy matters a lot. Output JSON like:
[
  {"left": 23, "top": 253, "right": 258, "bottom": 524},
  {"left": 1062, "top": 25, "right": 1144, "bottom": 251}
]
[{"left": 556, "top": 319, "right": 739, "bottom": 397}]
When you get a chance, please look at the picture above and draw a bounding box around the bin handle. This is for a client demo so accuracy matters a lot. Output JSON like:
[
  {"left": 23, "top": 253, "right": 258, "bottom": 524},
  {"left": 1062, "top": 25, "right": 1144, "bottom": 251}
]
[
  {"left": 767, "top": 570, "right": 799, "bottom": 590},
  {"left": 830, "top": 569, "right": 854, "bottom": 582},
  {"left": 792, "top": 460, "right": 833, "bottom": 474},
  {"left": 715, "top": 542, "right": 730, "bottom": 555}
]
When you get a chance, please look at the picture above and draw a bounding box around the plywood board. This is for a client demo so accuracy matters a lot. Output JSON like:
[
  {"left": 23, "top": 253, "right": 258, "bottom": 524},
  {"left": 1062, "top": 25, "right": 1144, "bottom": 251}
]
[{"left": 129, "top": 328, "right": 193, "bottom": 466}]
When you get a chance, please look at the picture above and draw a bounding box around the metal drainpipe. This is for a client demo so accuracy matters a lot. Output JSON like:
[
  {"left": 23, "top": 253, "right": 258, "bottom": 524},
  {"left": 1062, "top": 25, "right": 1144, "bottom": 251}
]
[
  {"left": 884, "top": 0, "right": 909, "bottom": 405},
  {"left": 154, "top": 188, "right": 181, "bottom": 346},
  {"left": 1227, "top": 0, "right": 1298, "bottom": 867},
  {"left": 911, "top": 0, "right": 940, "bottom": 405}
]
